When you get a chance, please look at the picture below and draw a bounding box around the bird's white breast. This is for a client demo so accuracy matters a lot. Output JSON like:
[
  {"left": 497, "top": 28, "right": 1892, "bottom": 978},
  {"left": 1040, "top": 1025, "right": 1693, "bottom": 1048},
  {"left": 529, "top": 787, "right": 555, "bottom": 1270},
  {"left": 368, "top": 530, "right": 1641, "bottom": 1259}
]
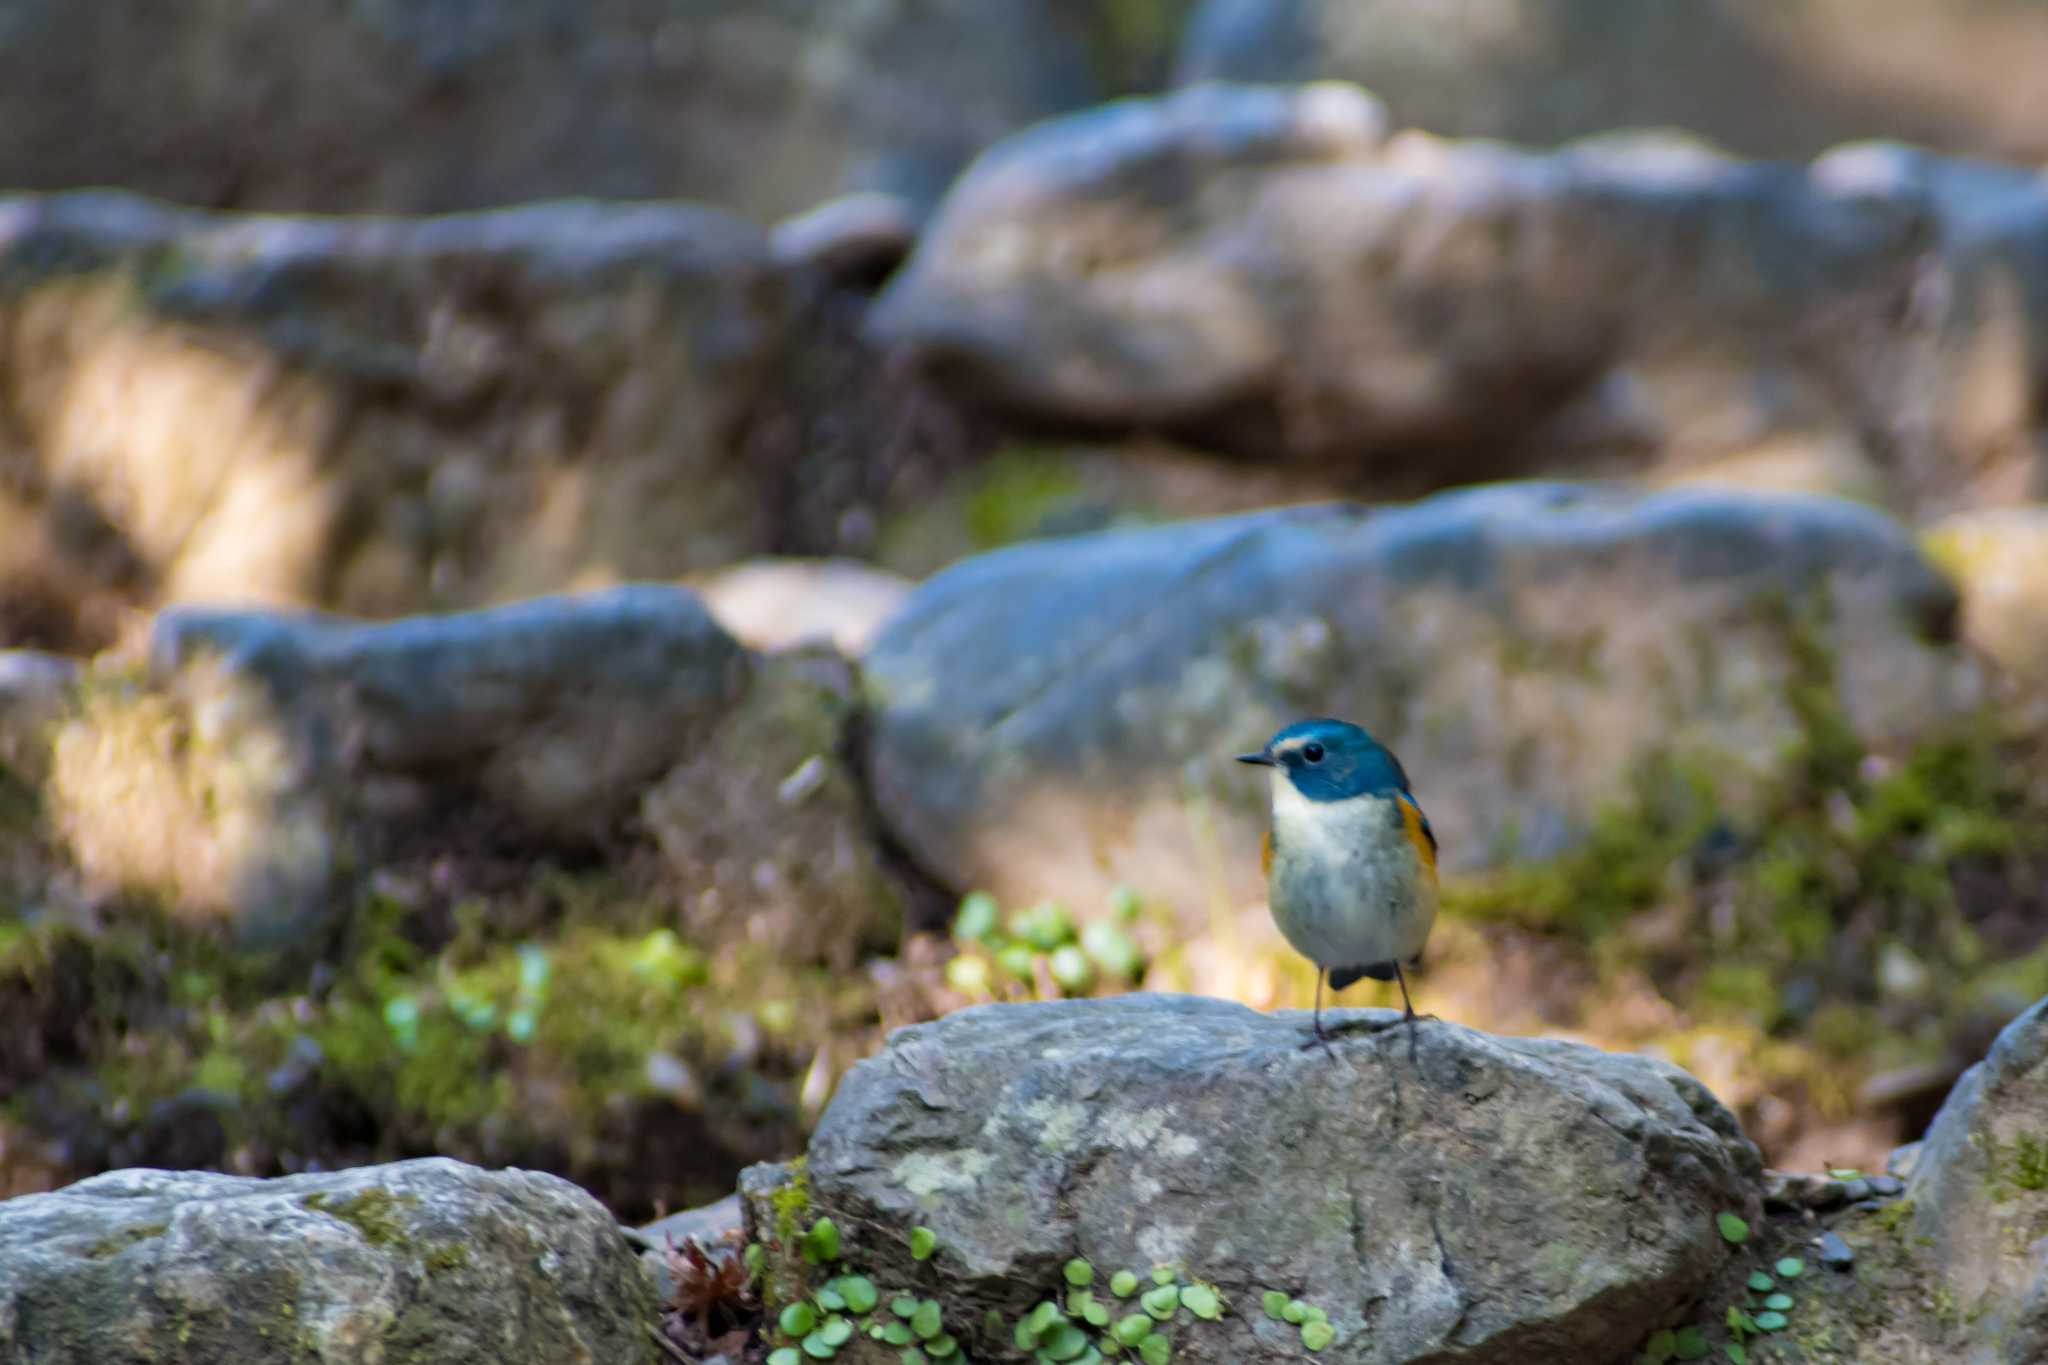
[{"left": 1264, "top": 770, "right": 1436, "bottom": 970}]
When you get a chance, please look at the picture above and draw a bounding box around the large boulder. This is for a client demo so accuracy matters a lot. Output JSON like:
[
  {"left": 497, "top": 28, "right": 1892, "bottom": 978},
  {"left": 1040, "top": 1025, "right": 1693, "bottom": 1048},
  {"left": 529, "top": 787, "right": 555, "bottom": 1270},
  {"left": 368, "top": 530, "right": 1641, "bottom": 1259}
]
[
  {"left": 863, "top": 483, "right": 1979, "bottom": 914},
  {"left": 870, "top": 84, "right": 1945, "bottom": 503},
  {"left": 0, "top": 0, "right": 1148, "bottom": 222},
  {"left": 48, "top": 587, "right": 748, "bottom": 948},
  {"left": 1906, "top": 995, "right": 2048, "bottom": 1362},
  {"left": 751, "top": 994, "right": 1762, "bottom": 1364},
  {"left": 0, "top": 1157, "right": 656, "bottom": 1364},
  {"left": 0, "top": 190, "right": 973, "bottom": 650},
  {"left": 1175, "top": 0, "right": 2048, "bottom": 168}
]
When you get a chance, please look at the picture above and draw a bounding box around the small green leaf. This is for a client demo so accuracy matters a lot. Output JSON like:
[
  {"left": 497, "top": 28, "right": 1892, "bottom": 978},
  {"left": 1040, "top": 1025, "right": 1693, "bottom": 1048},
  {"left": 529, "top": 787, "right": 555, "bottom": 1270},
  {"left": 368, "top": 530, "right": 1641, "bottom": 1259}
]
[
  {"left": 1138, "top": 1333, "right": 1171, "bottom": 1365},
  {"left": 1302, "top": 1304, "right": 1328, "bottom": 1325},
  {"left": 800, "top": 1329, "right": 835, "bottom": 1359},
  {"left": 769, "top": 1351, "right": 801, "bottom": 1365},
  {"left": 1151, "top": 1266, "right": 1176, "bottom": 1286},
  {"left": 1141, "top": 1285, "right": 1180, "bottom": 1321},
  {"left": 912, "top": 1299, "right": 944, "bottom": 1340},
  {"left": 1262, "top": 1290, "right": 1289, "bottom": 1320},
  {"left": 1775, "top": 1257, "right": 1805, "bottom": 1279},
  {"left": 1643, "top": 1328, "right": 1677, "bottom": 1364},
  {"left": 1027, "top": 1301, "right": 1065, "bottom": 1337},
  {"left": 1041, "top": 1322, "right": 1091, "bottom": 1361},
  {"left": 1282, "top": 1300, "right": 1307, "bottom": 1325},
  {"left": 1078, "top": 1293, "right": 1110, "bottom": 1327},
  {"left": 1065, "top": 1258, "right": 1096, "bottom": 1287},
  {"left": 1675, "top": 1326, "right": 1710, "bottom": 1361},
  {"left": 1181, "top": 1284, "right": 1221, "bottom": 1321},
  {"left": 1301, "top": 1320, "right": 1335, "bottom": 1351},
  {"left": 1763, "top": 1293, "right": 1793, "bottom": 1311},
  {"left": 1111, "top": 1270, "right": 1140, "bottom": 1298},
  {"left": 817, "top": 1287, "right": 846, "bottom": 1312},
  {"left": 892, "top": 1296, "right": 919, "bottom": 1319},
  {"left": 1754, "top": 1312, "right": 1788, "bottom": 1333},
  {"left": 1726, "top": 1345, "right": 1747, "bottom": 1365},
  {"left": 1014, "top": 1318, "right": 1039, "bottom": 1352},
  {"left": 927, "top": 1335, "right": 958, "bottom": 1359},
  {"left": 1828, "top": 1168, "right": 1862, "bottom": 1181},
  {"left": 954, "top": 891, "right": 1000, "bottom": 941},
  {"left": 744, "top": 1243, "right": 767, "bottom": 1276},
  {"left": 840, "top": 1276, "right": 879, "bottom": 1315},
  {"left": 1716, "top": 1213, "right": 1749, "bottom": 1245},
  {"left": 1114, "top": 1314, "right": 1153, "bottom": 1346},
  {"left": 901, "top": 1352, "right": 927, "bottom": 1365},
  {"left": 884, "top": 1322, "right": 914, "bottom": 1346},
  {"left": 804, "top": 1217, "right": 841, "bottom": 1263},
  {"left": 870, "top": 1325, "right": 887, "bottom": 1340},
  {"left": 1726, "top": 1306, "right": 1754, "bottom": 1336},
  {"left": 1745, "top": 1271, "right": 1774, "bottom": 1293},
  {"left": 910, "top": 1226, "right": 937, "bottom": 1261},
  {"left": 821, "top": 1317, "right": 854, "bottom": 1347},
  {"left": 781, "top": 1303, "right": 818, "bottom": 1337}
]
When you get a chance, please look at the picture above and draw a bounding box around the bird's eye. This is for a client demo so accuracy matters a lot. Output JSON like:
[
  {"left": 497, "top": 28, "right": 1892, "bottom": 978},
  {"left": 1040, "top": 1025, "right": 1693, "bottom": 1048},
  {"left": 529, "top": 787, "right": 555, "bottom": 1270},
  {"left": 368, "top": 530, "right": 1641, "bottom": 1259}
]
[{"left": 1302, "top": 742, "right": 1325, "bottom": 764}]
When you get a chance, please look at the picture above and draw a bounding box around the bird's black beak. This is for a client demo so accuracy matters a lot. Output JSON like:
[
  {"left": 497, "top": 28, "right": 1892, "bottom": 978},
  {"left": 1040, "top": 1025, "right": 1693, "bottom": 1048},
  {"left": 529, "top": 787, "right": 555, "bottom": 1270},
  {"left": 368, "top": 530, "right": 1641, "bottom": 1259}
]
[{"left": 1236, "top": 750, "right": 1276, "bottom": 767}]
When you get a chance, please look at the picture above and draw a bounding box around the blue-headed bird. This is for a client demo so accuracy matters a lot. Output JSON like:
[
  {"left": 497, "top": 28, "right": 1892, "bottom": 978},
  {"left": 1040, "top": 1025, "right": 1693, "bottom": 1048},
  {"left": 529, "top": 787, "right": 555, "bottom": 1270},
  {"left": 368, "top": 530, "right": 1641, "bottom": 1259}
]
[{"left": 1238, "top": 718, "right": 1439, "bottom": 1052}]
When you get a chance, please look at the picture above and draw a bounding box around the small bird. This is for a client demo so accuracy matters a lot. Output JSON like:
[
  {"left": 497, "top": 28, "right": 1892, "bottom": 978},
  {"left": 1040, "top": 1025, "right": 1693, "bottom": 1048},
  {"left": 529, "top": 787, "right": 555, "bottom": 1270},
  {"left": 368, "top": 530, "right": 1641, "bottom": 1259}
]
[{"left": 1238, "top": 718, "right": 1440, "bottom": 1052}]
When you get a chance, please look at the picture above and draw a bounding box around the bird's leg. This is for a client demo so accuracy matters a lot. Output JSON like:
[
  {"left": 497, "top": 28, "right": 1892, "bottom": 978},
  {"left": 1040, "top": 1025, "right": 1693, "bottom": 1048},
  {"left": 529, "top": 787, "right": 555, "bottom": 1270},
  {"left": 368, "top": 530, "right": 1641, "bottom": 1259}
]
[
  {"left": 1391, "top": 962, "right": 1445, "bottom": 1063},
  {"left": 1299, "top": 971, "right": 1334, "bottom": 1053}
]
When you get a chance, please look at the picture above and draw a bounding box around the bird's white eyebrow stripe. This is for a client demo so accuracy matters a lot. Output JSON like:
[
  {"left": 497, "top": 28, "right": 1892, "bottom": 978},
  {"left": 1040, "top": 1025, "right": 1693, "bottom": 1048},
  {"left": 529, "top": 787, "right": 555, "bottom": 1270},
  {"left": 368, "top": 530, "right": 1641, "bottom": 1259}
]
[{"left": 1271, "top": 736, "right": 1309, "bottom": 756}]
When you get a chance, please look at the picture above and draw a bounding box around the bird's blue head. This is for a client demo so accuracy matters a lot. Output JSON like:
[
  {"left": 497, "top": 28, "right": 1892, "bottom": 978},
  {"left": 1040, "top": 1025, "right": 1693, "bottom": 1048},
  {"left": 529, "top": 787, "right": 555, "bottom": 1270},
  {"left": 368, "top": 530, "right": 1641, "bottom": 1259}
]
[{"left": 1236, "top": 717, "right": 1411, "bottom": 803}]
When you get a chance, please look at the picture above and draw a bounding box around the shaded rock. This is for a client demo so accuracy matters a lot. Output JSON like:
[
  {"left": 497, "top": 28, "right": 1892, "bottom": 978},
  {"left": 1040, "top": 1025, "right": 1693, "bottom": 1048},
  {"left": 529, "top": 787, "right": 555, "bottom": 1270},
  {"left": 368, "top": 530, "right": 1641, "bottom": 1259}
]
[
  {"left": 770, "top": 192, "right": 919, "bottom": 292},
  {"left": 1907, "top": 993, "right": 2048, "bottom": 1360},
  {"left": 49, "top": 587, "right": 746, "bottom": 948},
  {"left": 0, "top": 1157, "right": 656, "bottom": 1364},
  {"left": 0, "top": 0, "right": 1132, "bottom": 223},
  {"left": 864, "top": 483, "right": 1977, "bottom": 914},
  {"left": 0, "top": 190, "right": 976, "bottom": 631},
  {"left": 1176, "top": 0, "right": 2048, "bottom": 168},
  {"left": 1924, "top": 506, "right": 2048, "bottom": 690},
  {"left": 1814, "top": 143, "right": 2048, "bottom": 511},
  {"left": 641, "top": 646, "right": 909, "bottom": 968},
  {"left": 693, "top": 557, "right": 914, "bottom": 656},
  {"left": 873, "top": 85, "right": 1943, "bottom": 502},
  {"left": 1816, "top": 1229, "right": 1856, "bottom": 1273},
  {"left": 0, "top": 649, "right": 78, "bottom": 783},
  {"left": 750, "top": 994, "right": 1761, "bottom": 1364}
]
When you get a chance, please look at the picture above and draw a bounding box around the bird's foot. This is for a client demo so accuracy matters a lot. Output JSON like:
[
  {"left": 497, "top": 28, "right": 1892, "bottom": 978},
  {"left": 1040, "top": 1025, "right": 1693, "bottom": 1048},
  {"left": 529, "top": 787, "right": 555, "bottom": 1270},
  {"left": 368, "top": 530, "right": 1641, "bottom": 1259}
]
[{"left": 1298, "top": 1022, "right": 1337, "bottom": 1055}]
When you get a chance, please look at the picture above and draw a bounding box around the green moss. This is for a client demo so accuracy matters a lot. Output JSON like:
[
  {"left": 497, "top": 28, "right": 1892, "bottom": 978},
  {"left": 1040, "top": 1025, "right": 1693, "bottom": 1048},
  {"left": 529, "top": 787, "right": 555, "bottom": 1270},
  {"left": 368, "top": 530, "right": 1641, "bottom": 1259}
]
[
  {"left": 773, "top": 1157, "right": 814, "bottom": 1248},
  {"left": 425, "top": 1242, "right": 470, "bottom": 1273},
  {"left": 301, "top": 1189, "right": 417, "bottom": 1247},
  {"left": 962, "top": 448, "right": 1087, "bottom": 550},
  {"left": 1984, "top": 1134, "right": 2048, "bottom": 1196},
  {"left": 85, "top": 1221, "right": 167, "bottom": 1259}
]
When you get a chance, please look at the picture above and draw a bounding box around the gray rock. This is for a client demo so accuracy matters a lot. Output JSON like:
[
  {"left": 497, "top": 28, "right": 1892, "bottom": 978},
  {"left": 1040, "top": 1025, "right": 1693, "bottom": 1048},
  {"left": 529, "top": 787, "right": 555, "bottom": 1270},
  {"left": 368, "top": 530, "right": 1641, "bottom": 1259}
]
[
  {"left": 1816, "top": 1229, "right": 1856, "bottom": 1272},
  {"left": 759, "top": 994, "right": 1760, "bottom": 1365},
  {"left": 0, "top": 1157, "right": 656, "bottom": 1364},
  {"left": 1175, "top": 0, "right": 2048, "bottom": 169},
  {"left": 771, "top": 192, "right": 919, "bottom": 291},
  {"left": 150, "top": 585, "right": 748, "bottom": 841},
  {"left": 0, "top": 649, "right": 78, "bottom": 782},
  {"left": 0, "top": 0, "right": 1121, "bottom": 223},
  {"left": 1907, "top": 993, "right": 2048, "bottom": 1360},
  {"left": 863, "top": 483, "right": 1978, "bottom": 915},
  {"left": 47, "top": 587, "right": 746, "bottom": 949},
  {"left": 871, "top": 84, "right": 1939, "bottom": 493}
]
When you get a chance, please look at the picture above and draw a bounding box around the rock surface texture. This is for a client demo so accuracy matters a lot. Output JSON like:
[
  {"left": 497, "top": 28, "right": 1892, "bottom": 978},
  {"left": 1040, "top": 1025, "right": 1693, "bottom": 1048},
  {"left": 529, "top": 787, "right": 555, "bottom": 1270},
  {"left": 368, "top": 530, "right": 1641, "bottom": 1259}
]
[
  {"left": 871, "top": 83, "right": 1965, "bottom": 503},
  {"left": 1907, "top": 995, "right": 2048, "bottom": 1363},
  {"left": 864, "top": 483, "right": 1978, "bottom": 915},
  {"left": 760, "top": 994, "right": 1762, "bottom": 1364},
  {"left": 0, "top": 1157, "right": 657, "bottom": 1364},
  {"left": 0, "top": 191, "right": 973, "bottom": 650},
  {"left": 1175, "top": 0, "right": 2048, "bottom": 168}
]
